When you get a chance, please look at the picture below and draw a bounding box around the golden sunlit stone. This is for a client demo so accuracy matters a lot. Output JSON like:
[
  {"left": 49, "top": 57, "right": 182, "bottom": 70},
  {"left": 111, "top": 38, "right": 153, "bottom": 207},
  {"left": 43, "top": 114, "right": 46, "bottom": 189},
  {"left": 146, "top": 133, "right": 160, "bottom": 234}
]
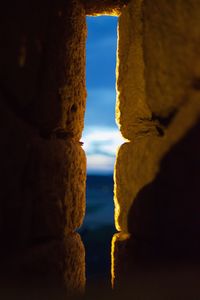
[
  {"left": 82, "top": 0, "right": 128, "bottom": 16},
  {"left": 114, "top": 0, "right": 200, "bottom": 235},
  {"left": 1, "top": 0, "right": 200, "bottom": 294},
  {"left": 29, "top": 137, "right": 86, "bottom": 236},
  {"left": 111, "top": 233, "right": 130, "bottom": 288}
]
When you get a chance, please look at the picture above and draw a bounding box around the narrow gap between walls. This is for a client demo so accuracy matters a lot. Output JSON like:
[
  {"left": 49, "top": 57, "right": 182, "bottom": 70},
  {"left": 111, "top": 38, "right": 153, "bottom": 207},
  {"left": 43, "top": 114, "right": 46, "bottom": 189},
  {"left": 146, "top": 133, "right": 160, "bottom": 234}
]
[{"left": 78, "top": 15, "right": 122, "bottom": 288}]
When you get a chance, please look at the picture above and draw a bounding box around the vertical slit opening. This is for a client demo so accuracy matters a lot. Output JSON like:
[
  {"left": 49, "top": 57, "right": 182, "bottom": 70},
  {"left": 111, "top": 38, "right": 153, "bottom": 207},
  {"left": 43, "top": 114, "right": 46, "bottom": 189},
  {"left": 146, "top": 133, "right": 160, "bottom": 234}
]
[{"left": 79, "top": 15, "right": 123, "bottom": 287}]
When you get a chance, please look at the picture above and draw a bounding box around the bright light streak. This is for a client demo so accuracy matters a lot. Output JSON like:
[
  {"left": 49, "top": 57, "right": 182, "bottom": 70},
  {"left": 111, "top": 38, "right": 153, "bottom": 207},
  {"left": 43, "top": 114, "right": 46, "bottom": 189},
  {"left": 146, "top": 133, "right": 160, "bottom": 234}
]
[{"left": 82, "top": 126, "right": 124, "bottom": 174}]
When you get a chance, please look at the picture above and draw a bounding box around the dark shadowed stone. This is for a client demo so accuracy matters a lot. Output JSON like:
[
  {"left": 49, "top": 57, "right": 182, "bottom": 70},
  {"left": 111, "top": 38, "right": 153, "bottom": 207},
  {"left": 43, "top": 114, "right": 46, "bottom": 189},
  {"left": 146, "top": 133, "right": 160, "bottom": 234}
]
[{"left": 128, "top": 119, "right": 200, "bottom": 256}]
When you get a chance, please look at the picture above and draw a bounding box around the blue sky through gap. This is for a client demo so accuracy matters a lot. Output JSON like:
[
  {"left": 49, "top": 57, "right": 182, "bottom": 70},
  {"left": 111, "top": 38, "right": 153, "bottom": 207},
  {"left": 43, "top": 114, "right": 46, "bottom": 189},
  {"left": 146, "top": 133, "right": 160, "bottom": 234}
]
[{"left": 82, "top": 16, "right": 123, "bottom": 175}]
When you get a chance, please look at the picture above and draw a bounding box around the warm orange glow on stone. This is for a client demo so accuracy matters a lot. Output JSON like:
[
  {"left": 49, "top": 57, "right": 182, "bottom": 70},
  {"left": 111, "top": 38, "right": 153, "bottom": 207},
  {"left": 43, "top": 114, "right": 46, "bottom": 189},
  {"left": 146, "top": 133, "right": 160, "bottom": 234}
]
[
  {"left": 111, "top": 232, "right": 130, "bottom": 288},
  {"left": 113, "top": 0, "right": 200, "bottom": 234}
]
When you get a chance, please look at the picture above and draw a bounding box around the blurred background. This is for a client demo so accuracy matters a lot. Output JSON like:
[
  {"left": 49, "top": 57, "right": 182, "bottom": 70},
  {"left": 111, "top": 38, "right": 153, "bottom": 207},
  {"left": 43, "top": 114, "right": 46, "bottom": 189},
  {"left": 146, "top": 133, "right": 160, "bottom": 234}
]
[{"left": 79, "top": 16, "right": 123, "bottom": 287}]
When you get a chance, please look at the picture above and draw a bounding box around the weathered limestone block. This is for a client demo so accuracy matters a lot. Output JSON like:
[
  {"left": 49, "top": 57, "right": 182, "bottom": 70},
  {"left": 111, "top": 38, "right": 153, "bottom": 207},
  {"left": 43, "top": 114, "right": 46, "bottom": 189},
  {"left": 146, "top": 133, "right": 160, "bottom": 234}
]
[
  {"left": 0, "top": 90, "right": 86, "bottom": 247},
  {"left": 10, "top": 233, "right": 85, "bottom": 293},
  {"left": 0, "top": 0, "right": 86, "bottom": 139},
  {"left": 111, "top": 233, "right": 131, "bottom": 288},
  {"left": 127, "top": 120, "right": 200, "bottom": 244},
  {"left": 0, "top": 0, "right": 87, "bottom": 292},
  {"left": 115, "top": 0, "right": 200, "bottom": 238},
  {"left": 112, "top": 233, "right": 200, "bottom": 298},
  {"left": 82, "top": 0, "right": 128, "bottom": 16},
  {"left": 116, "top": 0, "right": 154, "bottom": 140},
  {"left": 143, "top": 0, "right": 200, "bottom": 117},
  {"left": 115, "top": 90, "right": 200, "bottom": 232},
  {"left": 114, "top": 138, "right": 160, "bottom": 232},
  {"left": 116, "top": 0, "right": 200, "bottom": 140},
  {"left": 63, "top": 233, "right": 86, "bottom": 293},
  {"left": 26, "top": 137, "right": 86, "bottom": 240}
]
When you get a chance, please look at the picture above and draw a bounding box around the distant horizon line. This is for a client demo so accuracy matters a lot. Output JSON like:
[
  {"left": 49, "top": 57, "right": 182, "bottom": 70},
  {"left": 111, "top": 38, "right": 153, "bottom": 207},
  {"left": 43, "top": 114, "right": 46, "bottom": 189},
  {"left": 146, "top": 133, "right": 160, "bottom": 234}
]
[{"left": 87, "top": 171, "right": 113, "bottom": 176}]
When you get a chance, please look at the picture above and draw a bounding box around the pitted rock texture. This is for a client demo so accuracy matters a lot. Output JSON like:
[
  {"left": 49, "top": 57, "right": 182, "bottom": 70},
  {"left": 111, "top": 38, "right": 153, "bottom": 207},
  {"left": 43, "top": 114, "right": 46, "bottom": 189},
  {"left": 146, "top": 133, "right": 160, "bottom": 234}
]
[
  {"left": 0, "top": 0, "right": 87, "bottom": 139},
  {"left": 63, "top": 233, "right": 86, "bottom": 294},
  {"left": 0, "top": 0, "right": 87, "bottom": 291},
  {"left": 82, "top": 0, "right": 128, "bottom": 16},
  {"left": 115, "top": 0, "right": 200, "bottom": 237},
  {"left": 115, "top": 91, "right": 200, "bottom": 232},
  {"left": 27, "top": 137, "right": 86, "bottom": 240},
  {"left": 116, "top": 0, "right": 153, "bottom": 140},
  {"left": 116, "top": 0, "right": 200, "bottom": 140}
]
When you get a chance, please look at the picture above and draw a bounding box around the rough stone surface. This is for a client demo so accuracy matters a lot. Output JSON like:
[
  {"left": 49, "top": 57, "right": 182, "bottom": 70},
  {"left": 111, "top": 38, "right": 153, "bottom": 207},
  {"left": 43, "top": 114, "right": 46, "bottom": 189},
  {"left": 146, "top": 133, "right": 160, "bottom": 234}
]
[
  {"left": 116, "top": 0, "right": 154, "bottom": 140},
  {"left": 115, "top": 0, "right": 200, "bottom": 240},
  {"left": 112, "top": 233, "right": 200, "bottom": 298},
  {"left": 0, "top": 0, "right": 87, "bottom": 292},
  {"left": 2, "top": 0, "right": 200, "bottom": 294},
  {"left": 0, "top": 0, "right": 86, "bottom": 139},
  {"left": 0, "top": 92, "right": 86, "bottom": 291},
  {"left": 0, "top": 63, "right": 86, "bottom": 249},
  {"left": 116, "top": 0, "right": 200, "bottom": 140},
  {"left": 0, "top": 233, "right": 85, "bottom": 294},
  {"left": 115, "top": 91, "right": 200, "bottom": 232},
  {"left": 143, "top": 0, "right": 200, "bottom": 118},
  {"left": 82, "top": 0, "right": 128, "bottom": 16},
  {"left": 63, "top": 233, "right": 86, "bottom": 293},
  {"left": 26, "top": 138, "right": 86, "bottom": 240}
]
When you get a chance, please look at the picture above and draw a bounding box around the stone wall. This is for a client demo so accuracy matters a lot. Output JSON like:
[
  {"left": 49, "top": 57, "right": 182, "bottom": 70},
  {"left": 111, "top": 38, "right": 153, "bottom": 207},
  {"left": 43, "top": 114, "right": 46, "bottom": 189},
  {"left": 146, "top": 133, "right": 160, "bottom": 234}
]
[
  {"left": 115, "top": 0, "right": 200, "bottom": 238},
  {"left": 82, "top": 0, "right": 128, "bottom": 16},
  {"left": 1, "top": 0, "right": 200, "bottom": 295},
  {"left": 0, "top": 0, "right": 86, "bottom": 293},
  {"left": 113, "top": 0, "right": 200, "bottom": 292}
]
